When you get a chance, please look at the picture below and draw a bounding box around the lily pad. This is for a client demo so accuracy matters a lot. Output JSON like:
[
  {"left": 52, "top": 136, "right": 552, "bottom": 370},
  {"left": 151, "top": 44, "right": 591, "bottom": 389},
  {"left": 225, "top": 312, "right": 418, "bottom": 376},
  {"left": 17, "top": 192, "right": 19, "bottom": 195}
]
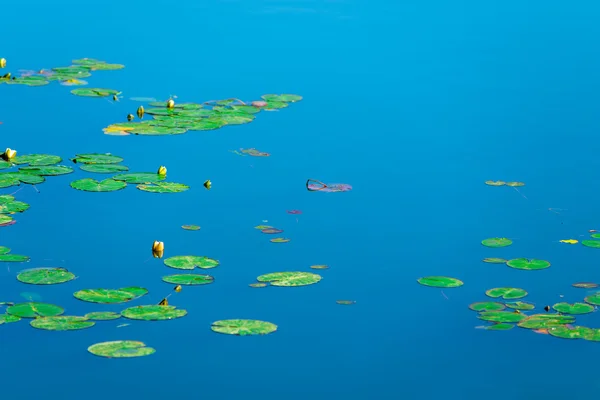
[
  {"left": 0, "top": 254, "right": 29, "bottom": 262},
  {"left": 113, "top": 173, "right": 165, "bottom": 184},
  {"left": 211, "top": 319, "right": 277, "bottom": 336},
  {"left": 270, "top": 238, "right": 290, "bottom": 243},
  {"left": 161, "top": 274, "right": 214, "bottom": 285},
  {"left": 137, "top": 182, "right": 189, "bottom": 193},
  {"left": 506, "top": 258, "right": 550, "bottom": 271},
  {"left": 70, "top": 178, "right": 127, "bottom": 192},
  {"left": 88, "top": 340, "right": 156, "bottom": 358},
  {"left": 552, "top": 302, "right": 594, "bottom": 315},
  {"left": 31, "top": 316, "right": 95, "bottom": 331},
  {"left": 6, "top": 302, "right": 64, "bottom": 318},
  {"left": 0, "top": 160, "right": 11, "bottom": 170},
  {"left": 485, "top": 180, "right": 505, "bottom": 186},
  {"left": 0, "top": 215, "right": 14, "bottom": 226},
  {"left": 261, "top": 228, "right": 283, "bottom": 234},
  {"left": 6, "top": 76, "right": 49, "bottom": 86},
  {"left": 0, "top": 200, "right": 30, "bottom": 214},
  {"left": 584, "top": 293, "right": 600, "bottom": 306},
  {"left": 80, "top": 164, "right": 129, "bottom": 173},
  {"left": 505, "top": 301, "right": 535, "bottom": 310},
  {"left": 478, "top": 311, "right": 526, "bottom": 323},
  {"left": 84, "top": 311, "right": 121, "bottom": 321},
  {"left": 310, "top": 265, "right": 329, "bottom": 270},
  {"left": 17, "top": 268, "right": 75, "bottom": 285},
  {"left": 71, "top": 153, "right": 123, "bottom": 164},
  {"left": 548, "top": 325, "right": 591, "bottom": 340},
  {"left": 19, "top": 165, "right": 73, "bottom": 176},
  {"left": 164, "top": 256, "right": 219, "bottom": 270},
  {"left": 257, "top": 271, "right": 322, "bottom": 287},
  {"left": 336, "top": 300, "right": 356, "bottom": 305},
  {"left": 121, "top": 305, "right": 187, "bottom": 321},
  {"left": 581, "top": 240, "right": 600, "bottom": 249},
  {"left": 0, "top": 246, "right": 9, "bottom": 254},
  {"left": 517, "top": 314, "right": 575, "bottom": 329},
  {"left": 12, "top": 154, "right": 61, "bottom": 166},
  {"left": 261, "top": 94, "right": 303, "bottom": 103},
  {"left": 505, "top": 182, "right": 525, "bottom": 187},
  {"left": 0, "top": 314, "right": 21, "bottom": 324},
  {"left": 573, "top": 282, "right": 599, "bottom": 289},
  {"left": 73, "top": 287, "right": 148, "bottom": 304},
  {"left": 417, "top": 276, "right": 464, "bottom": 288},
  {"left": 484, "top": 323, "right": 514, "bottom": 331},
  {"left": 249, "top": 283, "right": 267, "bottom": 288},
  {"left": 481, "top": 238, "right": 513, "bottom": 248},
  {"left": 182, "top": 225, "right": 200, "bottom": 231},
  {"left": 71, "top": 88, "right": 120, "bottom": 97},
  {"left": 469, "top": 302, "right": 506, "bottom": 312},
  {"left": 485, "top": 287, "right": 527, "bottom": 300}
]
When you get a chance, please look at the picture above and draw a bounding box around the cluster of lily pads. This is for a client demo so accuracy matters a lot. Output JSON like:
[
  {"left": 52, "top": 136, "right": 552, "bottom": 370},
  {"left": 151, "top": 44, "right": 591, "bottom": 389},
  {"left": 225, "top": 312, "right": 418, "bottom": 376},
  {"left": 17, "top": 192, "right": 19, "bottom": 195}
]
[
  {"left": 102, "top": 94, "right": 302, "bottom": 137},
  {"left": 254, "top": 224, "right": 290, "bottom": 243},
  {"left": 0, "top": 58, "right": 123, "bottom": 87}
]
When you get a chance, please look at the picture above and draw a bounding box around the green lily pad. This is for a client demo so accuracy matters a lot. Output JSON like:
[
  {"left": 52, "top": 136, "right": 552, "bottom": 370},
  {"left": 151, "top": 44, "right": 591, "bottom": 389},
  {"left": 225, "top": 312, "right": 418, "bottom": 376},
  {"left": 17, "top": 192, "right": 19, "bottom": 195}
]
[
  {"left": 71, "top": 88, "right": 121, "bottom": 97},
  {"left": 0, "top": 314, "right": 21, "bottom": 324},
  {"left": 84, "top": 311, "right": 121, "bottom": 321},
  {"left": 270, "top": 238, "right": 291, "bottom": 243},
  {"left": 79, "top": 164, "right": 129, "bottom": 173},
  {"left": 548, "top": 325, "right": 591, "bottom": 339},
  {"left": 581, "top": 240, "right": 600, "bottom": 249},
  {"left": 583, "top": 329, "right": 600, "bottom": 342},
  {"left": 249, "top": 283, "right": 267, "bottom": 288},
  {"left": 485, "top": 287, "right": 527, "bottom": 300},
  {"left": 484, "top": 323, "right": 514, "bottom": 331},
  {"left": 210, "top": 319, "right": 277, "bottom": 336},
  {"left": 262, "top": 94, "right": 302, "bottom": 103},
  {"left": 130, "top": 125, "right": 187, "bottom": 135},
  {"left": 0, "top": 200, "right": 29, "bottom": 214},
  {"left": 0, "top": 246, "right": 9, "bottom": 254},
  {"left": 0, "top": 160, "right": 11, "bottom": 169},
  {"left": 485, "top": 180, "right": 505, "bottom": 186},
  {"left": 121, "top": 305, "right": 187, "bottom": 321},
  {"left": 553, "top": 302, "right": 594, "bottom": 315},
  {"left": 72, "top": 58, "right": 106, "bottom": 65},
  {"left": 231, "top": 105, "right": 261, "bottom": 114},
  {"left": 336, "top": 300, "right": 356, "bottom": 305},
  {"left": 264, "top": 100, "right": 289, "bottom": 110},
  {"left": 478, "top": 311, "right": 526, "bottom": 323},
  {"left": 12, "top": 154, "right": 61, "bottom": 166},
  {"left": 19, "top": 165, "right": 73, "bottom": 176},
  {"left": 161, "top": 274, "right": 214, "bottom": 285},
  {"left": 573, "top": 282, "right": 598, "bottom": 289},
  {"left": 6, "top": 302, "right": 64, "bottom": 318},
  {"left": 88, "top": 340, "right": 155, "bottom": 358},
  {"left": 6, "top": 76, "right": 49, "bottom": 86},
  {"left": 505, "top": 182, "right": 525, "bottom": 187},
  {"left": 53, "top": 66, "right": 90, "bottom": 74},
  {"left": 517, "top": 314, "right": 575, "bottom": 329},
  {"left": 584, "top": 293, "right": 600, "bottom": 306},
  {"left": 0, "top": 172, "right": 45, "bottom": 186},
  {"left": 74, "top": 287, "right": 148, "bottom": 304},
  {"left": 417, "top": 276, "right": 464, "bottom": 288},
  {"left": 505, "top": 301, "right": 535, "bottom": 310},
  {"left": 469, "top": 302, "right": 505, "bottom": 312},
  {"left": 0, "top": 254, "right": 29, "bottom": 262},
  {"left": 0, "top": 215, "right": 14, "bottom": 225},
  {"left": 257, "top": 271, "right": 322, "bottom": 287},
  {"left": 182, "top": 225, "right": 200, "bottom": 231},
  {"left": 89, "top": 63, "right": 125, "bottom": 71},
  {"left": 71, "top": 153, "right": 124, "bottom": 164},
  {"left": 164, "top": 256, "right": 219, "bottom": 270},
  {"left": 506, "top": 258, "right": 551, "bottom": 271},
  {"left": 137, "top": 182, "right": 189, "bottom": 193},
  {"left": 113, "top": 173, "right": 165, "bottom": 184},
  {"left": 30, "top": 316, "right": 94, "bottom": 331},
  {"left": 591, "top": 233, "right": 600, "bottom": 239},
  {"left": 481, "top": 238, "right": 513, "bottom": 248},
  {"left": 70, "top": 178, "right": 127, "bottom": 192},
  {"left": 17, "top": 268, "right": 75, "bottom": 285},
  {"left": 310, "top": 265, "right": 329, "bottom": 270}
]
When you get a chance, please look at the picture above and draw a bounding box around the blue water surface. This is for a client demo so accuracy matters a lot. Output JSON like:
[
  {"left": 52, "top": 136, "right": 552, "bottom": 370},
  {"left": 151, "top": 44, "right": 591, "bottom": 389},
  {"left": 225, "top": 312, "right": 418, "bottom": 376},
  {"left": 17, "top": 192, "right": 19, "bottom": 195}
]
[{"left": 2, "top": 1, "right": 600, "bottom": 399}]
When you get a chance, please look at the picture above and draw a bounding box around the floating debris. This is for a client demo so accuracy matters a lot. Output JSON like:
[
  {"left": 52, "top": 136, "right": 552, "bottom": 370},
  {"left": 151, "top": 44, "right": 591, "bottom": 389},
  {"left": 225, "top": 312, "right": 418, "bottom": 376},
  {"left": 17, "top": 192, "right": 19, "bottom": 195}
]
[
  {"left": 306, "top": 179, "right": 352, "bottom": 193},
  {"left": 204, "top": 180, "right": 211, "bottom": 190}
]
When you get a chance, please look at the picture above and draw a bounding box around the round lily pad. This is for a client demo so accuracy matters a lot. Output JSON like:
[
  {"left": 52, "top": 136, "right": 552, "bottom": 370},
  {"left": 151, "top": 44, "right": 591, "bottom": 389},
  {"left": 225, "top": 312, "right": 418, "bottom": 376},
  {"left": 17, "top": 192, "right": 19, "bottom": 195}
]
[
  {"left": 505, "top": 301, "right": 535, "bottom": 310},
  {"left": 484, "top": 323, "right": 514, "bottom": 331},
  {"left": 71, "top": 88, "right": 120, "bottom": 97},
  {"left": 505, "top": 182, "right": 525, "bottom": 187},
  {"left": 583, "top": 329, "right": 600, "bottom": 342},
  {"left": 270, "top": 238, "right": 290, "bottom": 243},
  {"left": 74, "top": 287, "right": 148, "bottom": 304},
  {"left": 506, "top": 258, "right": 550, "bottom": 271},
  {"left": 31, "top": 316, "right": 95, "bottom": 331},
  {"left": 261, "top": 94, "right": 302, "bottom": 103},
  {"left": 6, "top": 302, "right": 64, "bottom": 318},
  {"left": 257, "top": 271, "right": 322, "bottom": 287},
  {"left": 478, "top": 311, "right": 526, "bottom": 323},
  {"left": 70, "top": 178, "right": 127, "bottom": 192},
  {"left": 417, "top": 276, "right": 464, "bottom": 288},
  {"left": 481, "top": 238, "right": 513, "bottom": 248},
  {"left": 573, "top": 282, "right": 598, "bottom": 289},
  {"left": 483, "top": 258, "right": 508, "bottom": 264},
  {"left": 12, "top": 154, "right": 61, "bottom": 166},
  {"left": 336, "top": 300, "right": 356, "bottom": 305},
  {"left": 161, "top": 274, "right": 214, "bottom": 285},
  {"left": 584, "top": 293, "right": 600, "bottom": 306},
  {"left": 592, "top": 233, "right": 600, "bottom": 239},
  {"left": 548, "top": 326, "right": 591, "bottom": 339},
  {"left": 121, "top": 305, "right": 187, "bottom": 321},
  {"left": 17, "top": 268, "right": 75, "bottom": 285},
  {"left": 485, "top": 287, "right": 527, "bottom": 300},
  {"left": 137, "top": 182, "right": 189, "bottom": 193},
  {"left": 0, "top": 200, "right": 30, "bottom": 214},
  {"left": 249, "top": 283, "right": 267, "bottom": 288},
  {"left": 0, "top": 215, "right": 14, "bottom": 226},
  {"left": 164, "top": 256, "right": 219, "bottom": 270},
  {"left": 485, "top": 180, "right": 505, "bottom": 186},
  {"left": 469, "top": 302, "right": 505, "bottom": 312},
  {"left": 0, "top": 254, "right": 29, "bottom": 262},
  {"left": 517, "top": 314, "right": 575, "bottom": 329},
  {"left": 182, "top": 225, "right": 200, "bottom": 231},
  {"left": 0, "top": 246, "right": 9, "bottom": 254},
  {"left": 84, "top": 311, "right": 121, "bottom": 321},
  {"left": 113, "top": 173, "right": 165, "bottom": 184},
  {"left": 310, "top": 265, "right": 329, "bottom": 270},
  {"left": 0, "top": 314, "right": 21, "bottom": 324},
  {"left": 88, "top": 340, "right": 156, "bottom": 358},
  {"left": 80, "top": 164, "right": 129, "bottom": 173},
  {"left": 581, "top": 240, "right": 600, "bottom": 248},
  {"left": 71, "top": 153, "right": 123, "bottom": 164},
  {"left": 552, "top": 302, "right": 594, "bottom": 315},
  {"left": 211, "top": 319, "right": 277, "bottom": 336},
  {"left": 19, "top": 165, "right": 73, "bottom": 176}
]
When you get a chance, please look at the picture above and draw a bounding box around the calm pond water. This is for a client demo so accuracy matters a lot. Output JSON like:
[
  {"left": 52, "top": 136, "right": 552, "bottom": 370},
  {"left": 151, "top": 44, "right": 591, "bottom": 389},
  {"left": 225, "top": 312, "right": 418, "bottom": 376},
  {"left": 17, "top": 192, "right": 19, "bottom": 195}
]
[{"left": 2, "top": 1, "right": 600, "bottom": 399}]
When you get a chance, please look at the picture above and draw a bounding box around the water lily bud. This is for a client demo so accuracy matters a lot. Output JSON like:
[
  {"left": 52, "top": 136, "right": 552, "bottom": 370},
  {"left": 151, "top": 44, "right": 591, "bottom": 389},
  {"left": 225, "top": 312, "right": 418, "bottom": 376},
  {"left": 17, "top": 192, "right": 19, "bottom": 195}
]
[
  {"left": 137, "top": 106, "right": 145, "bottom": 118},
  {"left": 157, "top": 166, "right": 167, "bottom": 176},
  {"left": 0, "top": 58, "right": 6, "bottom": 68},
  {"left": 127, "top": 114, "right": 134, "bottom": 121},
  {"left": 166, "top": 99, "right": 175, "bottom": 109}
]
